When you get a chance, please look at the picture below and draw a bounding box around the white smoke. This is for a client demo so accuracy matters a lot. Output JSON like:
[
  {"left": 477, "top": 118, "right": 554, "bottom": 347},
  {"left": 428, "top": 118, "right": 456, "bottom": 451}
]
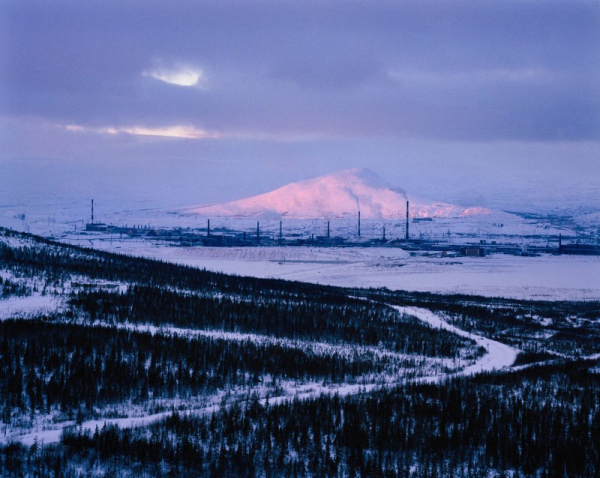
[{"left": 391, "top": 186, "right": 408, "bottom": 201}]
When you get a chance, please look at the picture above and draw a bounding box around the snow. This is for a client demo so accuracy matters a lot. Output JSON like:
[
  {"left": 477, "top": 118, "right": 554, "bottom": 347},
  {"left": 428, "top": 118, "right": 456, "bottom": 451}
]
[
  {"left": 574, "top": 210, "right": 600, "bottom": 226},
  {"left": 186, "top": 168, "right": 508, "bottom": 220},
  {"left": 395, "top": 307, "right": 518, "bottom": 381},
  {"left": 4, "top": 189, "right": 588, "bottom": 303},
  {"left": 16, "top": 428, "right": 65, "bottom": 447},
  {"left": 113, "top": 321, "right": 452, "bottom": 367},
  {"left": 4, "top": 306, "right": 518, "bottom": 446},
  {"left": 85, "top": 240, "right": 600, "bottom": 301},
  {"left": 0, "top": 295, "right": 62, "bottom": 320}
]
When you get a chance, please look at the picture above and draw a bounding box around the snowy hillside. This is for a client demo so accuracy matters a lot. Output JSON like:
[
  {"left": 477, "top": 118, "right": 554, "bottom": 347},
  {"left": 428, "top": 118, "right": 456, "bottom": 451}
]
[
  {"left": 185, "top": 168, "right": 508, "bottom": 220},
  {"left": 574, "top": 210, "right": 600, "bottom": 227}
]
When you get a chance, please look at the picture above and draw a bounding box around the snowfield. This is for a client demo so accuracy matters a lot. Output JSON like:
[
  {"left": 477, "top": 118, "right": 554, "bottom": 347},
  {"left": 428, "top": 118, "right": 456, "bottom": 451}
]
[
  {"left": 2, "top": 175, "right": 598, "bottom": 302},
  {"left": 84, "top": 240, "right": 600, "bottom": 301},
  {"left": 0, "top": 295, "right": 63, "bottom": 320}
]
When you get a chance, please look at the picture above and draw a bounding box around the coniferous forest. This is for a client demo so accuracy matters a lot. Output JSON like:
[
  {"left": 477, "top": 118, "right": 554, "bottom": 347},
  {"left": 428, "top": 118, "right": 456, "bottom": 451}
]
[{"left": 1, "top": 227, "right": 599, "bottom": 477}]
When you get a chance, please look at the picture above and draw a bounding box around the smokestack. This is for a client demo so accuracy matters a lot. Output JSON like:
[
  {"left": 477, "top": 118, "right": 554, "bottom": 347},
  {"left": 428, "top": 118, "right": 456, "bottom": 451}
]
[
  {"left": 207, "top": 219, "right": 210, "bottom": 237},
  {"left": 358, "top": 211, "right": 361, "bottom": 238},
  {"left": 91, "top": 199, "right": 94, "bottom": 224},
  {"left": 559, "top": 233, "right": 562, "bottom": 251},
  {"left": 279, "top": 220, "right": 283, "bottom": 241},
  {"left": 405, "top": 201, "right": 409, "bottom": 241},
  {"left": 256, "top": 221, "right": 260, "bottom": 243},
  {"left": 382, "top": 226, "right": 386, "bottom": 241},
  {"left": 327, "top": 221, "right": 330, "bottom": 239}
]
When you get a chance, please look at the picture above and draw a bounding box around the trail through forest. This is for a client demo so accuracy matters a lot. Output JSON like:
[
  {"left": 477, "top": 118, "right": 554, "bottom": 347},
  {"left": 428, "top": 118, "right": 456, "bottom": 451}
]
[{"left": 11, "top": 303, "right": 519, "bottom": 446}]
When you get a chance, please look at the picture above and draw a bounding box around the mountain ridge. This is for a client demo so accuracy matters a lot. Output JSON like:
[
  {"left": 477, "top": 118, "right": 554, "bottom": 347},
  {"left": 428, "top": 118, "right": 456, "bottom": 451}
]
[{"left": 185, "top": 168, "right": 501, "bottom": 220}]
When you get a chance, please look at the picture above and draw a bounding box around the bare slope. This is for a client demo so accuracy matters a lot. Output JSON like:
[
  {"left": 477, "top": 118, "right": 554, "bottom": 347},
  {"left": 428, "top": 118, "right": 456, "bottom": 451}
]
[{"left": 186, "top": 168, "right": 499, "bottom": 219}]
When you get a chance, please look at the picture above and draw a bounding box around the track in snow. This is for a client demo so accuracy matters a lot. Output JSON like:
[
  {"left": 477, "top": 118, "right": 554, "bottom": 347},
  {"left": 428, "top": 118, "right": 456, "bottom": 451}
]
[
  {"left": 8, "top": 305, "right": 519, "bottom": 446},
  {"left": 393, "top": 306, "right": 519, "bottom": 383}
]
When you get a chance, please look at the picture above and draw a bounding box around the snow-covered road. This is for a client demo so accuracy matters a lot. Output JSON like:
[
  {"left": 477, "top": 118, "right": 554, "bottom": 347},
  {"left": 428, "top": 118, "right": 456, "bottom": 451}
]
[
  {"left": 394, "top": 306, "right": 519, "bottom": 383},
  {"left": 7, "top": 305, "right": 519, "bottom": 446}
]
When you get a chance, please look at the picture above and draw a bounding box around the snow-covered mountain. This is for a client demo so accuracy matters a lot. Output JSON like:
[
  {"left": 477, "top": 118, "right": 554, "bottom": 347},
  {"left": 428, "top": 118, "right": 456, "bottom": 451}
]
[{"left": 186, "top": 168, "right": 501, "bottom": 220}]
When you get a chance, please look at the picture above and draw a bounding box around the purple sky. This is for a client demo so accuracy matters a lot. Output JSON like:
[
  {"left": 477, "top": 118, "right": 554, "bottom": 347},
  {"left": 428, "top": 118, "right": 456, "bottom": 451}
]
[{"left": 1, "top": 0, "right": 599, "bottom": 211}]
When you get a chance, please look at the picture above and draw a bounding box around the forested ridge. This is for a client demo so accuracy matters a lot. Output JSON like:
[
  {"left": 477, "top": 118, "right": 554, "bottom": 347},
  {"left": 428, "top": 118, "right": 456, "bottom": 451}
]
[
  {"left": 1, "top": 228, "right": 599, "bottom": 477},
  {"left": 0, "top": 229, "right": 351, "bottom": 300},
  {"left": 69, "top": 286, "right": 469, "bottom": 357},
  {"left": 2, "top": 362, "right": 599, "bottom": 477},
  {"left": 1, "top": 319, "right": 391, "bottom": 418},
  {"left": 361, "top": 289, "right": 600, "bottom": 357}
]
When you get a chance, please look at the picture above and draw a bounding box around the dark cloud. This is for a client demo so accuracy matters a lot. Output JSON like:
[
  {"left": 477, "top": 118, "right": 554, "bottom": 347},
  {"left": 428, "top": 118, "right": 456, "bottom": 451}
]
[
  {"left": 1, "top": 1, "right": 600, "bottom": 215},
  {"left": 1, "top": 0, "right": 598, "bottom": 141}
]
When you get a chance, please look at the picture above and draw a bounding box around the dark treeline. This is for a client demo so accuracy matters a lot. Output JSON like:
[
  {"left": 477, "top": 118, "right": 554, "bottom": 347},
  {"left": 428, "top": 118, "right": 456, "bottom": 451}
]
[
  {"left": 69, "top": 285, "right": 472, "bottom": 357},
  {"left": 3, "top": 228, "right": 600, "bottom": 476},
  {"left": 0, "top": 319, "right": 383, "bottom": 418},
  {"left": 1, "top": 229, "right": 477, "bottom": 356},
  {"left": 2, "top": 230, "right": 470, "bottom": 356},
  {"left": 3, "top": 361, "right": 598, "bottom": 477},
  {"left": 362, "top": 289, "right": 600, "bottom": 356},
  {"left": 0, "top": 229, "right": 352, "bottom": 303},
  {"left": 361, "top": 287, "right": 600, "bottom": 321},
  {"left": 3, "top": 227, "right": 598, "bottom": 328},
  {"left": 413, "top": 304, "right": 600, "bottom": 357},
  {"left": 0, "top": 276, "right": 31, "bottom": 298}
]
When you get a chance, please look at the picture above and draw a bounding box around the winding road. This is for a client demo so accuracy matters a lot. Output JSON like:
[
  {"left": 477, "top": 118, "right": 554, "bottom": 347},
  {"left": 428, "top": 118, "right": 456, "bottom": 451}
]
[
  {"left": 7, "top": 304, "right": 520, "bottom": 446},
  {"left": 394, "top": 306, "right": 519, "bottom": 383}
]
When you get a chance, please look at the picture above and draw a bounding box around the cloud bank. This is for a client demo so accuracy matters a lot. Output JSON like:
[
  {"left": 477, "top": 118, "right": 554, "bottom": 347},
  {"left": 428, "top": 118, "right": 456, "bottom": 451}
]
[{"left": 2, "top": 0, "right": 598, "bottom": 142}]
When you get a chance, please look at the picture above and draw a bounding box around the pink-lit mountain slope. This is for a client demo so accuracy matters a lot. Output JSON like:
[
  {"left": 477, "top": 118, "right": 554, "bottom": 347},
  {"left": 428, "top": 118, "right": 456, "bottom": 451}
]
[{"left": 186, "top": 168, "right": 498, "bottom": 220}]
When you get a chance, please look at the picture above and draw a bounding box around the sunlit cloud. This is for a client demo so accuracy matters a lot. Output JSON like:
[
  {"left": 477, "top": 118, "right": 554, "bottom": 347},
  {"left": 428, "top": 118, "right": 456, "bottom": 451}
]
[
  {"left": 143, "top": 66, "right": 205, "bottom": 87},
  {"left": 66, "top": 124, "right": 220, "bottom": 139},
  {"left": 65, "top": 124, "right": 85, "bottom": 132},
  {"left": 64, "top": 123, "right": 330, "bottom": 142}
]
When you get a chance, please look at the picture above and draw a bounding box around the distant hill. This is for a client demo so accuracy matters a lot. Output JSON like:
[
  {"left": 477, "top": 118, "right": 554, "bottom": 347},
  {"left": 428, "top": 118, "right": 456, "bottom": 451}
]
[{"left": 185, "top": 168, "right": 500, "bottom": 219}]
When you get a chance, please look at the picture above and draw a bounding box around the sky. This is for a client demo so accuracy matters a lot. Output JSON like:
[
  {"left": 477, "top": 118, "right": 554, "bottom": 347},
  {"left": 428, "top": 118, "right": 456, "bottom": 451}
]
[{"left": 1, "top": 0, "right": 599, "bottom": 212}]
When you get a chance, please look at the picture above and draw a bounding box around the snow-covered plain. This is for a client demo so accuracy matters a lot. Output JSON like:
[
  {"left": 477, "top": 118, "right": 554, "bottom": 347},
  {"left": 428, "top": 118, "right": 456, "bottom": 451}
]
[
  {"left": 3, "top": 188, "right": 597, "bottom": 302},
  {"left": 3, "top": 180, "right": 599, "bottom": 302},
  {"left": 83, "top": 239, "right": 600, "bottom": 301}
]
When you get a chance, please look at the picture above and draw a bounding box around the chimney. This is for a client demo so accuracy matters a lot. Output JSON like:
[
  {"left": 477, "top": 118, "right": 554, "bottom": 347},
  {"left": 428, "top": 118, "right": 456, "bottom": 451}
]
[
  {"left": 327, "top": 221, "right": 330, "bottom": 239},
  {"left": 382, "top": 225, "right": 386, "bottom": 241},
  {"left": 91, "top": 199, "right": 94, "bottom": 224},
  {"left": 279, "top": 220, "right": 283, "bottom": 241},
  {"left": 358, "top": 211, "right": 361, "bottom": 238},
  {"left": 405, "top": 201, "right": 409, "bottom": 241},
  {"left": 256, "top": 221, "right": 260, "bottom": 243},
  {"left": 207, "top": 219, "right": 210, "bottom": 237},
  {"left": 558, "top": 233, "right": 562, "bottom": 251}
]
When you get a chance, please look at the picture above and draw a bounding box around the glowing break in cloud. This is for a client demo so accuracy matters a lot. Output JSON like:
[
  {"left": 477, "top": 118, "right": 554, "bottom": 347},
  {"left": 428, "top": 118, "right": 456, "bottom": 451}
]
[
  {"left": 66, "top": 124, "right": 220, "bottom": 139},
  {"left": 143, "top": 65, "right": 205, "bottom": 87}
]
